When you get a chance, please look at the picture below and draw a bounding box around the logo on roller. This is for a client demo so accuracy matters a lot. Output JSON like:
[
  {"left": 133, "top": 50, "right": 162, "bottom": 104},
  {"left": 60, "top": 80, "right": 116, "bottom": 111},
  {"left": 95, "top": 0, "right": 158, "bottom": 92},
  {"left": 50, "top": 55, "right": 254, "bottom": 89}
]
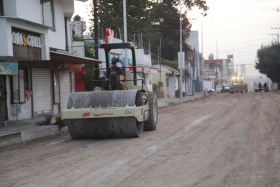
[{"left": 82, "top": 112, "right": 91, "bottom": 117}]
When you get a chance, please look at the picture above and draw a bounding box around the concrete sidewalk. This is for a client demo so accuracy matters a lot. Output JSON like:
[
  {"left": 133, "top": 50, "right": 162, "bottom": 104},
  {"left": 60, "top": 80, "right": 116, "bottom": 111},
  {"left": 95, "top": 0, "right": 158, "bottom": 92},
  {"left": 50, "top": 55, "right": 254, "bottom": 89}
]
[
  {"left": 157, "top": 92, "right": 208, "bottom": 108},
  {"left": 0, "top": 92, "right": 209, "bottom": 146}
]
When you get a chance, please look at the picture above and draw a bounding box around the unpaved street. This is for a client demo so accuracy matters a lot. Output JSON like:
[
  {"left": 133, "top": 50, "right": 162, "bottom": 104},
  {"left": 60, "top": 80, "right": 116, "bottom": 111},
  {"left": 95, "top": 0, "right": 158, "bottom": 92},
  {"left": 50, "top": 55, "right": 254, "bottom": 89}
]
[{"left": 1, "top": 92, "right": 280, "bottom": 187}]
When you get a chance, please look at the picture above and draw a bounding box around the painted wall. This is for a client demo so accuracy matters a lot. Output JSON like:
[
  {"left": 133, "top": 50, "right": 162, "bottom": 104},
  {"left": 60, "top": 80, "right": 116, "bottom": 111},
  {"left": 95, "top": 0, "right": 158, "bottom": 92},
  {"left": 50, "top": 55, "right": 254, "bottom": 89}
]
[
  {"left": 15, "top": 0, "right": 41, "bottom": 24},
  {"left": 48, "top": 0, "right": 72, "bottom": 50},
  {"left": 62, "top": 0, "right": 75, "bottom": 18},
  {"left": 168, "top": 76, "right": 176, "bottom": 97},
  {"left": 0, "top": 19, "right": 10, "bottom": 56},
  {"left": 3, "top": 0, "right": 17, "bottom": 17},
  {"left": 152, "top": 72, "right": 166, "bottom": 93}
]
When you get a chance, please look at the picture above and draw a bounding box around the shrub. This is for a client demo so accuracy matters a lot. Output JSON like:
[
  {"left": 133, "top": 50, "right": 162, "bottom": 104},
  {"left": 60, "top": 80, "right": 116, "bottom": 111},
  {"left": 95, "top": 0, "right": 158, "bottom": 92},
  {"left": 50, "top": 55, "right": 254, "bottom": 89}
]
[
  {"left": 158, "top": 81, "right": 163, "bottom": 90},
  {"left": 175, "top": 89, "right": 185, "bottom": 98},
  {"left": 55, "top": 116, "right": 66, "bottom": 130},
  {"left": 153, "top": 83, "right": 159, "bottom": 91}
]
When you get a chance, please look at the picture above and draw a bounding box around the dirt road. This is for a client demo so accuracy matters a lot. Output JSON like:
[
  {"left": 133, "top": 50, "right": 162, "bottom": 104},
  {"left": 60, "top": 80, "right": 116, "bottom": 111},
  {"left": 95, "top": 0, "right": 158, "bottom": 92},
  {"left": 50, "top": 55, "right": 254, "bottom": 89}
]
[{"left": 1, "top": 92, "right": 280, "bottom": 187}]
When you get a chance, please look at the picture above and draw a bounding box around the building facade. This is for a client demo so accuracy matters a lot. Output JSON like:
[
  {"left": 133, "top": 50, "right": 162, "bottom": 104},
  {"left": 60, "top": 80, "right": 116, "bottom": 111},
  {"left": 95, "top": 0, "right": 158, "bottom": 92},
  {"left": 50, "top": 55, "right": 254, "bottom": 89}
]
[{"left": 0, "top": 0, "right": 100, "bottom": 122}]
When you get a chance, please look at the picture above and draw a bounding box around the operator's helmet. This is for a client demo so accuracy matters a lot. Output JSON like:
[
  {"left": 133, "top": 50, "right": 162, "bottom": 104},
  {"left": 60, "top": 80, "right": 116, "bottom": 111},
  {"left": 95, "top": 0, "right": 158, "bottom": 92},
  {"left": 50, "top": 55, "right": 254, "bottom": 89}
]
[
  {"left": 116, "top": 57, "right": 121, "bottom": 63},
  {"left": 111, "top": 57, "right": 117, "bottom": 64}
]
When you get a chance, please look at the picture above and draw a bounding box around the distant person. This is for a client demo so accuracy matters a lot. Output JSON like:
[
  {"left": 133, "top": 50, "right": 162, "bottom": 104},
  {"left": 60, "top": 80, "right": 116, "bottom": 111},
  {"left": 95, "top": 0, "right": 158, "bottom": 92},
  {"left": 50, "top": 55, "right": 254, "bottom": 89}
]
[
  {"left": 258, "top": 82, "right": 262, "bottom": 92},
  {"left": 264, "top": 82, "right": 268, "bottom": 92}
]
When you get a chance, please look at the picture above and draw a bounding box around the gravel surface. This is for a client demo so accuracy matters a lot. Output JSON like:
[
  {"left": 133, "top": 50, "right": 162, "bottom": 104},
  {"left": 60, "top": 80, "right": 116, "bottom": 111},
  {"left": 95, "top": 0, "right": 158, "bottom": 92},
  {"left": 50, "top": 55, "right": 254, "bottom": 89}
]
[{"left": 1, "top": 92, "right": 280, "bottom": 187}]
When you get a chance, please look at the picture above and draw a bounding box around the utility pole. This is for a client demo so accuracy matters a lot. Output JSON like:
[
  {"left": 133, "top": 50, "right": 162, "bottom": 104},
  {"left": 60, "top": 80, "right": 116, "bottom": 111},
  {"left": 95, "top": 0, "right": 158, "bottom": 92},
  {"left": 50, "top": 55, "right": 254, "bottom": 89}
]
[
  {"left": 201, "top": 22, "right": 204, "bottom": 93},
  {"left": 123, "top": 0, "right": 128, "bottom": 67},
  {"left": 93, "top": 0, "right": 99, "bottom": 77},
  {"left": 159, "top": 38, "right": 162, "bottom": 90},
  {"left": 179, "top": 1, "right": 183, "bottom": 100}
]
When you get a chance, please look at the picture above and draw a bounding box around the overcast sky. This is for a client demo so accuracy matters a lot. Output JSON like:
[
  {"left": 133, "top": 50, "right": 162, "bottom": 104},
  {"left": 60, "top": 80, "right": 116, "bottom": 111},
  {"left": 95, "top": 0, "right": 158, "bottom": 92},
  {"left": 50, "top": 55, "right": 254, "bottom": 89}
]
[
  {"left": 74, "top": 0, "right": 280, "bottom": 78},
  {"left": 190, "top": 0, "right": 280, "bottom": 77}
]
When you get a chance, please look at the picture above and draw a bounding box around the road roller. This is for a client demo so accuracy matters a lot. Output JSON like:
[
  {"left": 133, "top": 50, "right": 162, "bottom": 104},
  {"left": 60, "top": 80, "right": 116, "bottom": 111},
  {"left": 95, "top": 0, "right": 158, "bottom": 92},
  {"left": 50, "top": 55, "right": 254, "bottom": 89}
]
[{"left": 61, "top": 43, "right": 158, "bottom": 139}]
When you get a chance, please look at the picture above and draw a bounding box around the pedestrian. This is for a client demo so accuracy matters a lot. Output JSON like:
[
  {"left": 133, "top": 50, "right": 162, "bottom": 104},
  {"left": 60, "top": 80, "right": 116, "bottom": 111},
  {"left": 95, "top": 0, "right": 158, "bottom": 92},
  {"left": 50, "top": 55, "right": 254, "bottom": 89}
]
[
  {"left": 264, "top": 82, "right": 267, "bottom": 92},
  {"left": 258, "top": 82, "right": 262, "bottom": 92}
]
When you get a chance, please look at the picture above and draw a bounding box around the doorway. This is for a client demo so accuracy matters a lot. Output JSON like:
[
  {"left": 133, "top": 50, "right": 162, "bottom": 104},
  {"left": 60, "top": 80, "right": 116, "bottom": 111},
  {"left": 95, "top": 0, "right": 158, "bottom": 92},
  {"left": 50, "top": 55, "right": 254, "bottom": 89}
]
[{"left": 0, "top": 75, "right": 7, "bottom": 120}]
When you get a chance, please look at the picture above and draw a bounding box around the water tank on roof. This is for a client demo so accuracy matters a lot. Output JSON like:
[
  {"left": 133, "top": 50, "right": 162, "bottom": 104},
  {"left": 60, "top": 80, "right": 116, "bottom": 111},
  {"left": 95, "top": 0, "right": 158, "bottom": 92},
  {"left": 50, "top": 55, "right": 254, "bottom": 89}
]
[
  {"left": 74, "top": 15, "right": 81, "bottom": 21},
  {"left": 209, "top": 53, "right": 214, "bottom": 60}
]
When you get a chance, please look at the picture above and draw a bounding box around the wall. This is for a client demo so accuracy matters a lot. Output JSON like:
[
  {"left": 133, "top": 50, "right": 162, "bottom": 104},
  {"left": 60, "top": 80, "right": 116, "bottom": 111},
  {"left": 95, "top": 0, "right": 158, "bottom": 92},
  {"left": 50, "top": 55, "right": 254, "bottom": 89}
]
[
  {"left": 72, "top": 41, "right": 84, "bottom": 57},
  {"left": 15, "top": 0, "right": 41, "bottom": 24},
  {"left": 152, "top": 72, "right": 166, "bottom": 93},
  {"left": 48, "top": 0, "right": 69, "bottom": 50},
  {"left": 168, "top": 76, "right": 176, "bottom": 97},
  {"left": 3, "top": 0, "right": 17, "bottom": 17},
  {"left": 0, "top": 19, "right": 10, "bottom": 56},
  {"left": 62, "top": 0, "right": 74, "bottom": 18}
]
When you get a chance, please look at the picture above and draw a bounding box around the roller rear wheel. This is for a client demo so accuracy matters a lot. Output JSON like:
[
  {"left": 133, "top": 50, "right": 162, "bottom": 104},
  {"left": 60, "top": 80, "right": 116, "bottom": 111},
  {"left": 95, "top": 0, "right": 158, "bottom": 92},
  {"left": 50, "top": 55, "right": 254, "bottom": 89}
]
[{"left": 144, "top": 92, "right": 158, "bottom": 131}]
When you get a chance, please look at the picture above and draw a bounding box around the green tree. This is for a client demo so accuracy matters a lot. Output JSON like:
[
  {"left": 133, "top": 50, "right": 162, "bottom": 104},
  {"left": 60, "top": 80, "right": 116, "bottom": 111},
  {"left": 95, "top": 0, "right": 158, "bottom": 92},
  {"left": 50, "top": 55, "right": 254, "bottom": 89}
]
[
  {"left": 255, "top": 42, "right": 280, "bottom": 83},
  {"left": 83, "top": 42, "right": 99, "bottom": 91},
  {"left": 91, "top": 0, "right": 208, "bottom": 61}
]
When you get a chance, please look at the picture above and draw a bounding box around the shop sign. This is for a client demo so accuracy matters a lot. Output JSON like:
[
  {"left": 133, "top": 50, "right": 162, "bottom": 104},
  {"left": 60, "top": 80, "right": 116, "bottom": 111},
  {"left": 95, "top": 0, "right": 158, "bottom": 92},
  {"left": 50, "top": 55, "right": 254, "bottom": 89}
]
[
  {"left": 0, "top": 62, "right": 18, "bottom": 75},
  {"left": 12, "top": 32, "right": 41, "bottom": 48}
]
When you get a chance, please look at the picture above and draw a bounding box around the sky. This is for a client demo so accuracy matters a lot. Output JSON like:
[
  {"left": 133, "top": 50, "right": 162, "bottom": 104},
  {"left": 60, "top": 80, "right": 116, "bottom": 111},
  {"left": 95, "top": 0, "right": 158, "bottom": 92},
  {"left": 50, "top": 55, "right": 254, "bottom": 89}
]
[
  {"left": 73, "top": 0, "right": 280, "bottom": 78},
  {"left": 189, "top": 0, "right": 280, "bottom": 78}
]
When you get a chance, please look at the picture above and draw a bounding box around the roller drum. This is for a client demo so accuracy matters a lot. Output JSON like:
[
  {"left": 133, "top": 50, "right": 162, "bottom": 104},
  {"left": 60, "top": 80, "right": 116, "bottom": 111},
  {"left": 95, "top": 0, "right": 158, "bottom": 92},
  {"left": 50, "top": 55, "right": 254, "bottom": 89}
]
[{"left": 66, "top": 90, "right": 143, "bottom": 139}]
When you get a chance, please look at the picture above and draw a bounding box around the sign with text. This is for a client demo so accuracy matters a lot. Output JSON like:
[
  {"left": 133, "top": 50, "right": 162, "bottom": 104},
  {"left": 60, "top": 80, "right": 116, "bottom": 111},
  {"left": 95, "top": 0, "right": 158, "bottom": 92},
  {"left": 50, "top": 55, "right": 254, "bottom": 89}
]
[
  {"left": 0, "top": 62, "right": 18, "bottom": 75},
  {"left": 178, "top": 52, "right": 185, "bottom": 69}
]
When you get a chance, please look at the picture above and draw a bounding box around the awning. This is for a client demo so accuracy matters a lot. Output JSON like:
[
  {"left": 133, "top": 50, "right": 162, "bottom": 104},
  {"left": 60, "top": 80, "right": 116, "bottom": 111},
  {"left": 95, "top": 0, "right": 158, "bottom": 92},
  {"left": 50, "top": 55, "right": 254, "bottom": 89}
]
[{"left": 18, "top": 51, "right": 102, "bottom": 70}]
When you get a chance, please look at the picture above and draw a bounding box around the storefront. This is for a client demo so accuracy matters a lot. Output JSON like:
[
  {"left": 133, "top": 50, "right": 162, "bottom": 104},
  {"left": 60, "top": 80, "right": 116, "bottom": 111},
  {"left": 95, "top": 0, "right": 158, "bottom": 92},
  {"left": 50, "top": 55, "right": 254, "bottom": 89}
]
[{"left": 1, "top": 28, "right": 101, "bottom": 121}]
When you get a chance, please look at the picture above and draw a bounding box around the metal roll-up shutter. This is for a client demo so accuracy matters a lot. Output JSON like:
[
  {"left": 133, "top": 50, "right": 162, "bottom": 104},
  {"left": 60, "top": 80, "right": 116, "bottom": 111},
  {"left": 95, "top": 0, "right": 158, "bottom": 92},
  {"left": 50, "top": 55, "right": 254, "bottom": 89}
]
[
  {"left": 32, "top": 69, "right": 52, "bottom": 114},
  {"left": 59, "top": 71, "right": 71, "bottom": 111}
]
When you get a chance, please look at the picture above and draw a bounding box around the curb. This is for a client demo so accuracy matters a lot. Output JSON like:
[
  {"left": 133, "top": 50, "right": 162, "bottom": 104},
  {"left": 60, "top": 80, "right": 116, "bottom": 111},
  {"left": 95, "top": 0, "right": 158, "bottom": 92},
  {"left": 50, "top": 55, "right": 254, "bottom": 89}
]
[{"left": 158, "top": 94, "right": 209, "bottom": 110}]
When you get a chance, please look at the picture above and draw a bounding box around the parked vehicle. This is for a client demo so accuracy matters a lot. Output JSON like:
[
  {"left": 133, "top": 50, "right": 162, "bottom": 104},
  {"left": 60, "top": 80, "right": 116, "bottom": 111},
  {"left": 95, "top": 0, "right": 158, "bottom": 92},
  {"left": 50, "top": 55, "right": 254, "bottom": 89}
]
[
  {"left": 254, "top": 76, "right": 269, "bottom": 92},
  {"left": 216, "top": 85, "right": 222, "bottom": 92},
  {"left": 223, "top": 85, "right": 230, "bottom": 92},
  {"left": 204, "top": 87, "right": 215, "bottom": 94}
]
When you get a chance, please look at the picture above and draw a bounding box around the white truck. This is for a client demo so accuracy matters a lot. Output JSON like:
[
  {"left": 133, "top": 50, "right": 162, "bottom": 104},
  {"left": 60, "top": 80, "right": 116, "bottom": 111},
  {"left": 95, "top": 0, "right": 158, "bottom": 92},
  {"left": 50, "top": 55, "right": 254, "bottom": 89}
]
[{"left": 254, "top": 76, "right": 269, "bottom": 92}]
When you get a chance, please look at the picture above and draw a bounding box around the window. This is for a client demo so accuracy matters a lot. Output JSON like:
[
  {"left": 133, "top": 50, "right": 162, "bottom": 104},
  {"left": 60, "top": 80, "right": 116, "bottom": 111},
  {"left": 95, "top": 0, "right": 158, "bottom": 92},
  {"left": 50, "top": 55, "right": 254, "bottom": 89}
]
[
  {"left": 41, "top": 0, "right": 54, "bottom": 28},
  {"left": 0, "top": 0, "right": 4, "bottom": 16}
]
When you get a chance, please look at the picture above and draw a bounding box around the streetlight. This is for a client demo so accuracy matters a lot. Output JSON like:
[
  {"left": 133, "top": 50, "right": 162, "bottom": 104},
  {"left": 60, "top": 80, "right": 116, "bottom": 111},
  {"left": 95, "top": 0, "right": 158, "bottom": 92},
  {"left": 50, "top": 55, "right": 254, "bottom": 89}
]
[{"left": 216, "top": 37, "right": 225, "bottom": 59}]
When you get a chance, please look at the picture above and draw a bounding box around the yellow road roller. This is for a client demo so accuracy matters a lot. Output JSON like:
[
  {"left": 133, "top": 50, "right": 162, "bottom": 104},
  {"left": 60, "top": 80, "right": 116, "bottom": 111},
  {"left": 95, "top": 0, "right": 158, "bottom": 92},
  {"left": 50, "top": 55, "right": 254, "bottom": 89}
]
[{"left": 61, "top": 43, "right": 158, "bottom": 139}]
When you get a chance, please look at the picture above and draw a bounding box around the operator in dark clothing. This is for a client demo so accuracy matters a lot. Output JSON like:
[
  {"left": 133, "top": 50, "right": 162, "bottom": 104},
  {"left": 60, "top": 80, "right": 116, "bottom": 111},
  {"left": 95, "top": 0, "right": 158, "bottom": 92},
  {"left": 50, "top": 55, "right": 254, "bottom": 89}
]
[
  {"left": 264, "top": 82, "right": 268, "bottom": 92},
  {"left": 110, "top": 57, "right": 127, "bottom": 90},
  {"left": 258, "top": 82, "right": 262, "bottom": 92}
]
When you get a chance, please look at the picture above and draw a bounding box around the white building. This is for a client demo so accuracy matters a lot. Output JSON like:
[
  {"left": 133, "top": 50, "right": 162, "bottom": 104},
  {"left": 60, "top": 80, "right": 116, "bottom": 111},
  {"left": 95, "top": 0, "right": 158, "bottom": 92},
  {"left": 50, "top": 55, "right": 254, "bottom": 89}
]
[{"left": 0, "top": 0, "right": 100, "bottom": 122}]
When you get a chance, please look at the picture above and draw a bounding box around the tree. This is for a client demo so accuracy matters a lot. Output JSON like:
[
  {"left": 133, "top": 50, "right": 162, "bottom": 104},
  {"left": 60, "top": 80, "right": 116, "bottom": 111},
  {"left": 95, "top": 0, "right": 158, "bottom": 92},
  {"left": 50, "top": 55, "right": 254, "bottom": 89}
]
[
  {"left": 92, "top": 0, "right": 208, "bottom": 62},
  {"left": 255, "top": 42, "right": 280, "bottom": 83},
  {"left": 83, "top": 42, "right": 98, "bottom": 91}
]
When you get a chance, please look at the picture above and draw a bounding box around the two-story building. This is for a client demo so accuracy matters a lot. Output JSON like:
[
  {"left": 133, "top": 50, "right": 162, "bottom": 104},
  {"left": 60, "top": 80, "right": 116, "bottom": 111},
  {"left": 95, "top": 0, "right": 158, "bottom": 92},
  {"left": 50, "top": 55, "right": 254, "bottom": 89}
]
[{"left": 0, "top": 0, "right": 101, "bottom": 123}]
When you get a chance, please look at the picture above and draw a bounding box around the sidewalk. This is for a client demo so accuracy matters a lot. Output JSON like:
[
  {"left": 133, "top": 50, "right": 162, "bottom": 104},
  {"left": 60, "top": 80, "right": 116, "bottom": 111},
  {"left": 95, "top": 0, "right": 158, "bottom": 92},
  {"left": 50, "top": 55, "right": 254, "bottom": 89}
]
[
  {"left": 0, "top": 92, "right": 209, "bottom": 146},
  {"left": 157, "top": 92, "right": 208, "bottom": 108}
]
